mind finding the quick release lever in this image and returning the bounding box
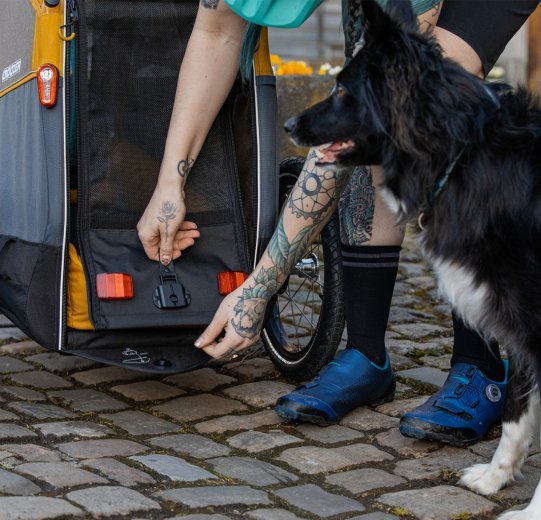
[153,261,191,309]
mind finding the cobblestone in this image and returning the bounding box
[227,430,302,453]
[71,366,143,385]
[0,424,37,441]
[24,352,96,372]
[246,509,302,520]
[149,433,231,459]
[222,381,295,408]
[101,410,181,435]
[208,456,298,486]
[15,461,108,488]
[66,485,161,516]
[274,484,365,517]
[195,410,283,434]
[0,444,62,462]
[8,402,78,420]
[0,497,83,519]
[0,340,45,356]
[156,485,272,507]
[164,367,237,391]
[325,468,406,494]
[48,388,129,412]
[0,468,41,495]
[153,394,247,421]
[223,357,280,381]
[55,439,148,459]
[0,386,46,401]
[111,380,186,401]
[8,371,72,389]
[81,457,156,486]
[340,407,400,431]
[295,423,363,444]
[34,420,113,439]
[0,357,33,373]
[130,454,217,482]
[397,366,448,389]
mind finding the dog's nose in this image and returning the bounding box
[284,117,297,135]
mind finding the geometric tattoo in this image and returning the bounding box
[338,166,375,245]
[157,200,177,242]
[177,157,195,179]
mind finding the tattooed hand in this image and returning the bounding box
[137,182,200,265]
[195,266,283,358]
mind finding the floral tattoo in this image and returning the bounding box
[157,201,177,242]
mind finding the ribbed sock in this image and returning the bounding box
[342,244,400,366]
[451,313,505,382]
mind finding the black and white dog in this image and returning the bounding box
[285,1,541,518]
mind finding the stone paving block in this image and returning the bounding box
[0,340,46,356]
[101,410,181,436]
[0,386,46,401]
[222,381,295,408]
[0,328,27,342]
[390,323,448,340]
[149,433,231,459]
[349,514,399,520]
[227,430,302,453]
[386,351,415,370]
[166,516,231,520]
[34,421,114,439]
[496,465,541,501]
[15,461,108,488]
[0,468,41,495]
[378,485,496,519]
[111,380,185,401]
[0,497,83,519]
[277,444,393,475]
[419,354,453,370]
[295,424,363,444]
[467,438,504,459]
[397,366,448,389]
[195,410,284,434]
[375,428,440,457]
[71,366,144,385]
[8,402,78,420]
[48,388,129,412]
[247,509,302,520]
[8,371,73,389]
[0,444,62,462]
[56,439,148,459]
[326,468,406,494]
[0,356,33,373]
[66,485,161,516]
[164,367,237,392]
[157,485,272,507]
[208,456,298,486]
[0,315,13,326]
[131,454,217,482]
[25,352,96,372]
[393,448,485,480]
[81,457,156,486]
[0,409,18,420]
[387,340,445,356]
[274,484,365,517]
[374,396,428,418]
[0,424,37,441]
[222,357,281,382]
[153,394,247,422]
[340,408,400,432]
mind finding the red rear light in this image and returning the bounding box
[96,273,134,300]
[218,271,249,295]
[37,64,58,108]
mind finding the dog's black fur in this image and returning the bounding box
[286,0,541,514]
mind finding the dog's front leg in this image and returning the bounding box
[460,360,539,496]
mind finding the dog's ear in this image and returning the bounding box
[361,0,417,43]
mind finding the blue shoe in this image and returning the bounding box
[275,349,396,424]
[399,361,508,446]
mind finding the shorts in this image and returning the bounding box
[437,0,540,75]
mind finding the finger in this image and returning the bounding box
[194,316,228,349]
[138,232,160,261]
[180,220,198,230]
[159,230,176,266]
[175,237,196,252]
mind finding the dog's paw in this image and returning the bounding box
[460,463,512,495]
[498,507,539,520]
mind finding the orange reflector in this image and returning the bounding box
[96,273,134,300]
[37,64,58,108]
[218,271,249,295]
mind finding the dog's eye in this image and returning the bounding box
[337,85,346,97]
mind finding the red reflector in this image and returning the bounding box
[96,273,134,300]
[37,64,58,108]
[218,271,249,295]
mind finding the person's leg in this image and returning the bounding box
[399,0,539,444]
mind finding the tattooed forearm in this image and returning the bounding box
[339,166,375,245]
[157,201,177,242]
[231,267,282,338]
[200,0,219,8]
[419,1,442,31]
[177,158,195,179]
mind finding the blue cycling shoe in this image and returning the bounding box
[275,349,396,425]
[399,361,508,446]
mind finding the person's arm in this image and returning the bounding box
[138,1,247,265]
[195,151,351,358]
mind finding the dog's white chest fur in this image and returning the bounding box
[429,255,490,331]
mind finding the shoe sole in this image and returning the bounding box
[275,389,396,426]
[399,419,480,447]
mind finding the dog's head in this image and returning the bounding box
[284,0,459,169]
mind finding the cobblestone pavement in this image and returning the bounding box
[0,235,539,520]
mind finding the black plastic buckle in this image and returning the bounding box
[153,261,191,309]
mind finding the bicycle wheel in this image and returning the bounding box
[262,157,345,381]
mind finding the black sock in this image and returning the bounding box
[342,244,400,366]
[451,313,505,382]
